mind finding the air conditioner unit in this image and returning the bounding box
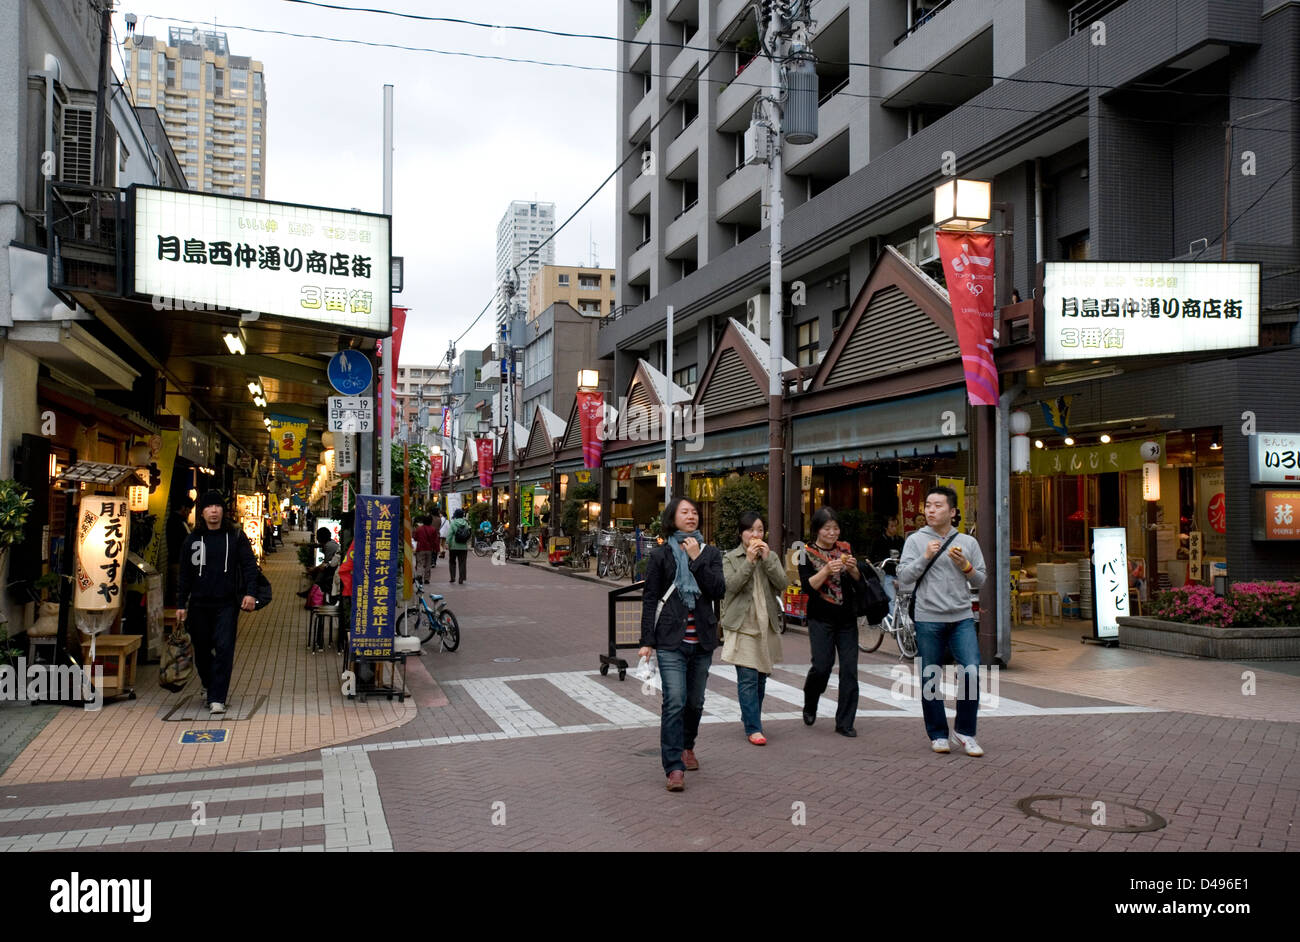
[60,104,96,187]
[917,225,939,265]
[895,239,918,265]
[744,293,770,340]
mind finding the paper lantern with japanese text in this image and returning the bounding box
[75,498,131,612]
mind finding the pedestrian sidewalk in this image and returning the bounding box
[0,539,415,786]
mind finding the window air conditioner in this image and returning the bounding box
[917,225,939,265]
[744,293,770,340]
[895,239,918,265]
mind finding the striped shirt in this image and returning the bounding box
[682,611,698,645]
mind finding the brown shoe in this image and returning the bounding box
[682,749,699,771]
[665,770,685,791]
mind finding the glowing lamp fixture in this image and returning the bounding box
[1063,436,1075,446]
[253,395,267,408]
[1142,462,1161,501]
[1099,434,1112,444]
[577,369,599,390]
[1009,410,1032,473]
[1034,440,1044,449]
[933,178,992,230]
[223,329,247,355]
[247,380,262,396]
[128,485,149,512]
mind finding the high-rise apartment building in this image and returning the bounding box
[496,201,556,327]
[122,28,267,198]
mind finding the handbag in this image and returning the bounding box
[654,583,676,625]
[308,583,325,608]
[251,570,273,611]
[159,622,195,692]
[907,531,960,621]
[852,561,890,624]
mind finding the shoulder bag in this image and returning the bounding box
[906,531,960,622]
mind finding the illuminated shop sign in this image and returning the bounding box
[132,187,391,335]
[1249,433,1300,484]
[1042,262,1258,361]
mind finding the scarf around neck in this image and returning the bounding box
[669,530,705,611]
[806,543,845,606]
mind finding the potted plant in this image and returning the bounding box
[0,479,33,582]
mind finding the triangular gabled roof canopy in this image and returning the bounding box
[521,404,565,463]
[625,359,690,417]
[810,245,960,392]
[694,318,797,419]
[558,393,619,453]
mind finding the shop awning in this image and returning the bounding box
[791,388,968,465]
[602,443,667,468]
[677,425,770,472]
[516,465,551,484]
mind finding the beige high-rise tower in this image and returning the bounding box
[122,28,267,198]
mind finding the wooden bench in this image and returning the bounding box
[79,633,142,701]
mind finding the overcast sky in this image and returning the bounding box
[116,0,618,367]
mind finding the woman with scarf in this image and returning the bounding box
[720,511,787,746]
[800,506,865,737]
[638,497,726,792]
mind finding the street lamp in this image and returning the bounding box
[933,178,992,231]
[577,369,599,390]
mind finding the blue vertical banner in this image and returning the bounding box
[352,495,400,659]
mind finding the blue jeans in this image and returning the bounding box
[914,618,980,741]
[735,666,767,736]
[656,645,712,774]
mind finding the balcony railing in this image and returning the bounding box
[1069,0,1128,34]
[893,0,957,45]
[818,75,850,107]
[673,199,699,221]
[46,183,123,296]
[599,304,635,330]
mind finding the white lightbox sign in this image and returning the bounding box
[1090,527,1130,640]
[1249,433,1300,484]
[1042,262,1258,361]
[132,187,391,334]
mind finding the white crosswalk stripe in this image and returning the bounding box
[0,752,392,852]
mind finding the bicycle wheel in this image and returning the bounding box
[613,552,631,579]
[472,537,489,558]
[436,610,460,652]
[858,616,885,653]
[395,608,433,645]
[597,550,610,578]
[525,536,541,558]
[895,617,919,659]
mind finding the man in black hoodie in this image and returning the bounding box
[176,490,259,715]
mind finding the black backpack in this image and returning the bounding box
[853,561,891,624]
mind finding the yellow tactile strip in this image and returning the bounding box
[0,536,414,785]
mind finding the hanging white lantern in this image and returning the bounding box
[75,497,130,612]
[128,484,150,512]
[1009,410,1031,473]
[1142,462,1161,501]
[321,431,335,449]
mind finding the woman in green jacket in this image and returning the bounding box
[720,511,787,745]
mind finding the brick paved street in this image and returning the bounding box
[1,553,1297,854]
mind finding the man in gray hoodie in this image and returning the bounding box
[897,485,986,757]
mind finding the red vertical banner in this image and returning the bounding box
[900,477,925,534]
[935,231,999,406]
[378,307,409,429]
[430,454,443,494]
[577,391,605,470]
[477,438,494,488]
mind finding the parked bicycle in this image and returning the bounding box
[594,528,631,579]
[395,575,460,651]
[472,524,541,559]
[857,557,918,658]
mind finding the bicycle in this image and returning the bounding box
[395,575,460,651]
[857,559,919,658]
[595,528,630,579]
[471,524,496,558]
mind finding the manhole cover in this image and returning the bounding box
[1016,794,1167,833]
[492,657,521,663]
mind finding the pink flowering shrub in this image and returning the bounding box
[1148,581,1300,628]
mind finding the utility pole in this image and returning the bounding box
[380,84,394,496]
[92,0,113,187]
[502,275,519,533]
[754,1,818,553]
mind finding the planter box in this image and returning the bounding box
[1117,616,1300,660]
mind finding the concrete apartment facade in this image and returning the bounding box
[496,200,556,328]
[123,27,267,198]
[527,264,618,321]
[395,364,450,445]
[604,0,1299,396]
[520,301,614,429]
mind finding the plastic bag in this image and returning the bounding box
[630,654,657,683]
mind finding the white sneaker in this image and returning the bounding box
[931,738,950,754]
[952,731,984,757]
[209,702,227,715]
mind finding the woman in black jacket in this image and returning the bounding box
[638,497,725,792]
[800,506,865,737]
